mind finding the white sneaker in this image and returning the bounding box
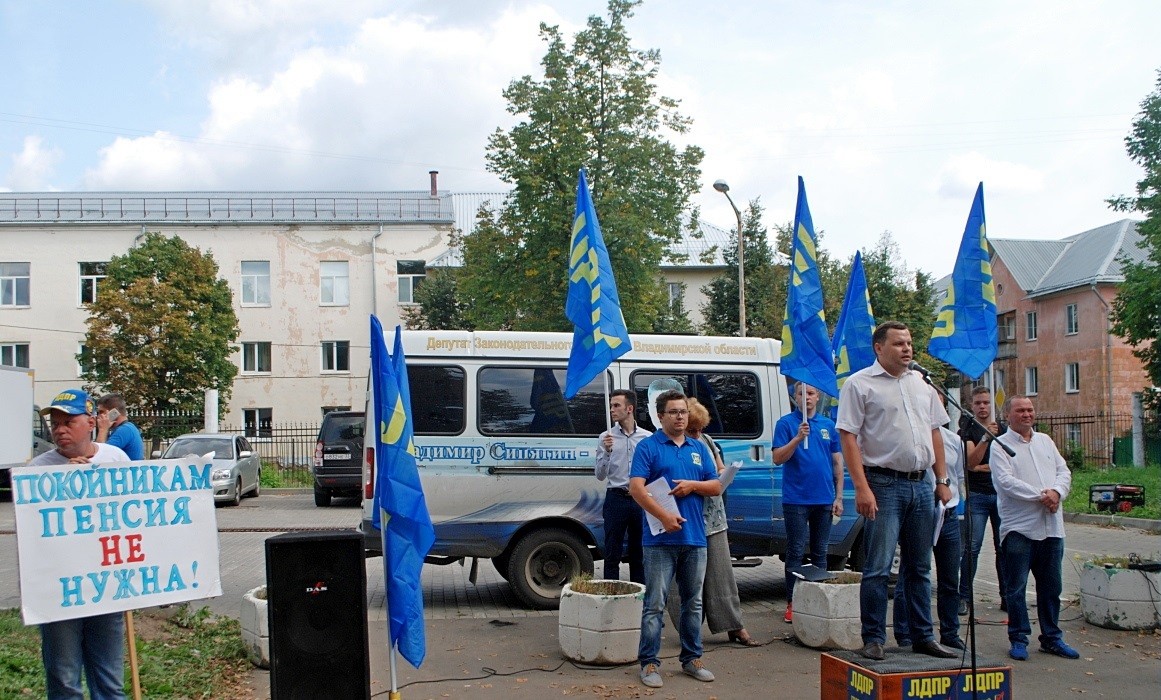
[682,659,714,682]
[639,663,663,688]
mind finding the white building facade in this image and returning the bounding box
[1,187,737,429]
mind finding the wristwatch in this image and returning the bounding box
[935,477,952,487]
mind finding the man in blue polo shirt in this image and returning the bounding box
[629,389,722,689]
[773,382,843,624]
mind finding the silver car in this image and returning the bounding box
[159,433,261,506]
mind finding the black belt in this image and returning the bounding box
[865,465,927,482]
[607,486,631,495]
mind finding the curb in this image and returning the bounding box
[1064,511,1161,533]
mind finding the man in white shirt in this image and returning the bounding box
[991,395,1078,662]
[28,389,131,699]
[837,321,956,661]
[595,389,651,583]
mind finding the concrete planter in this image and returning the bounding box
[558,580,645,665]
[240,585,270,668]
[792,573,862,650]
[1079,562,1161,631]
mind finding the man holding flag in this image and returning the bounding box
[370,316,436,689]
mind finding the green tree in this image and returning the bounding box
[701,201,786,337]
[1110,69,1161,416]
[81,232,239,439]
[860,231,940,375]
[403,266,472,331]
[458,0,703,332]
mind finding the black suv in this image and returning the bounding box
[312,411,365,506]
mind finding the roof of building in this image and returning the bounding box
[437,191,763,270]
[0,191,455,225]
[990,219,1146,298]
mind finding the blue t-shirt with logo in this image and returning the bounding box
[108,421,145,461]
[630,430,717,547]
[774,410,841,506]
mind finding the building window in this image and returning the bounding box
[242,342,272,373]
[79,262,108,305]
[320,261,349,306]
[1000,314,1016,341]
[1025,366,1038,395]
[1025,311,1037,341]
[1066,423,1082,447]
[397,260,426,305]
[241,261,271,306]
[1,342,29,368]
[667,282,682,308]
[1065,303,1078,335]
[243,408,273,439]
[321,340,350,372]
[1065,362,1080,393]
[1,262,31,307]
[77,343,92,377]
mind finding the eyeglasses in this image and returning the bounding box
[664,409,689,417]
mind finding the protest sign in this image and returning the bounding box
[11,458,222,625]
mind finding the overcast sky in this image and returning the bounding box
[2,0,1159,277]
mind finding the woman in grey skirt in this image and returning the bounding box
[666,398,760,646]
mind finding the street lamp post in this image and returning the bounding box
[713,179,745,337]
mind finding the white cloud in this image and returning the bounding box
[83,6,564,191]
[934,153,1045,199]
[3,136,63,191]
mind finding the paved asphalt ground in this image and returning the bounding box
[2,492,1159,699]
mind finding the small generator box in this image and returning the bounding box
[1089,483,1146,513]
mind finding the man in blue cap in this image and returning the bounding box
[28,389,130,699]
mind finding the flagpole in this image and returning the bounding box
[603,372,612,434]
[988,364,997,423]
[381,506,401,699]
[801,382,809,450]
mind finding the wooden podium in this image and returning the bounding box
[821,649,1012,699]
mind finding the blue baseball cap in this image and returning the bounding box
[40,389,96,416]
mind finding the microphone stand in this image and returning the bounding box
[916,371,1014,700]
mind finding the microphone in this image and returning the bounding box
[907,360,932,378]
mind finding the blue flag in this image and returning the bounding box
[832,250,877,393]
[928,183,997,380]
[370,316,436,668]
[564,168,631,398]
[781,177,839,397]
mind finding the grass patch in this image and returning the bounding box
[569,573,640,595]
[1063,464,1160,520]
[260,462,313,489]
[0,606,252,699]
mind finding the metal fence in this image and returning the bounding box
[1034,411,1159,467]
[139,412,322,484]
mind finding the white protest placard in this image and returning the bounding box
[11,458,222,625]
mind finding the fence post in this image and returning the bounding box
[1132,392,1145,468]
[204,389,219,434]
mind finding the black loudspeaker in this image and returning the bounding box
[266,530,369,700]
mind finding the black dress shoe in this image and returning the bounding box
[861,642,885,660]
[942,637,967,651]
[913,640,957,658]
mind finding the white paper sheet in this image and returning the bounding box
[719,461,742,490]
[643,477,680,536]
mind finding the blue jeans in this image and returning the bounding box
[639,545,707,667]
[959,491,1007,602]
[783,503,833,602]
[860,472,936,646]
[40,613,126,700]
[1002,532,1065,646]
[894,512,961,645]
[602,489,644,583]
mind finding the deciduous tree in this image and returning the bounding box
[457,0,703,332]
[1110,69,1161,416]
[81,233,239,439]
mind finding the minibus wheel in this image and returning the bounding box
[507,528,594,609]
